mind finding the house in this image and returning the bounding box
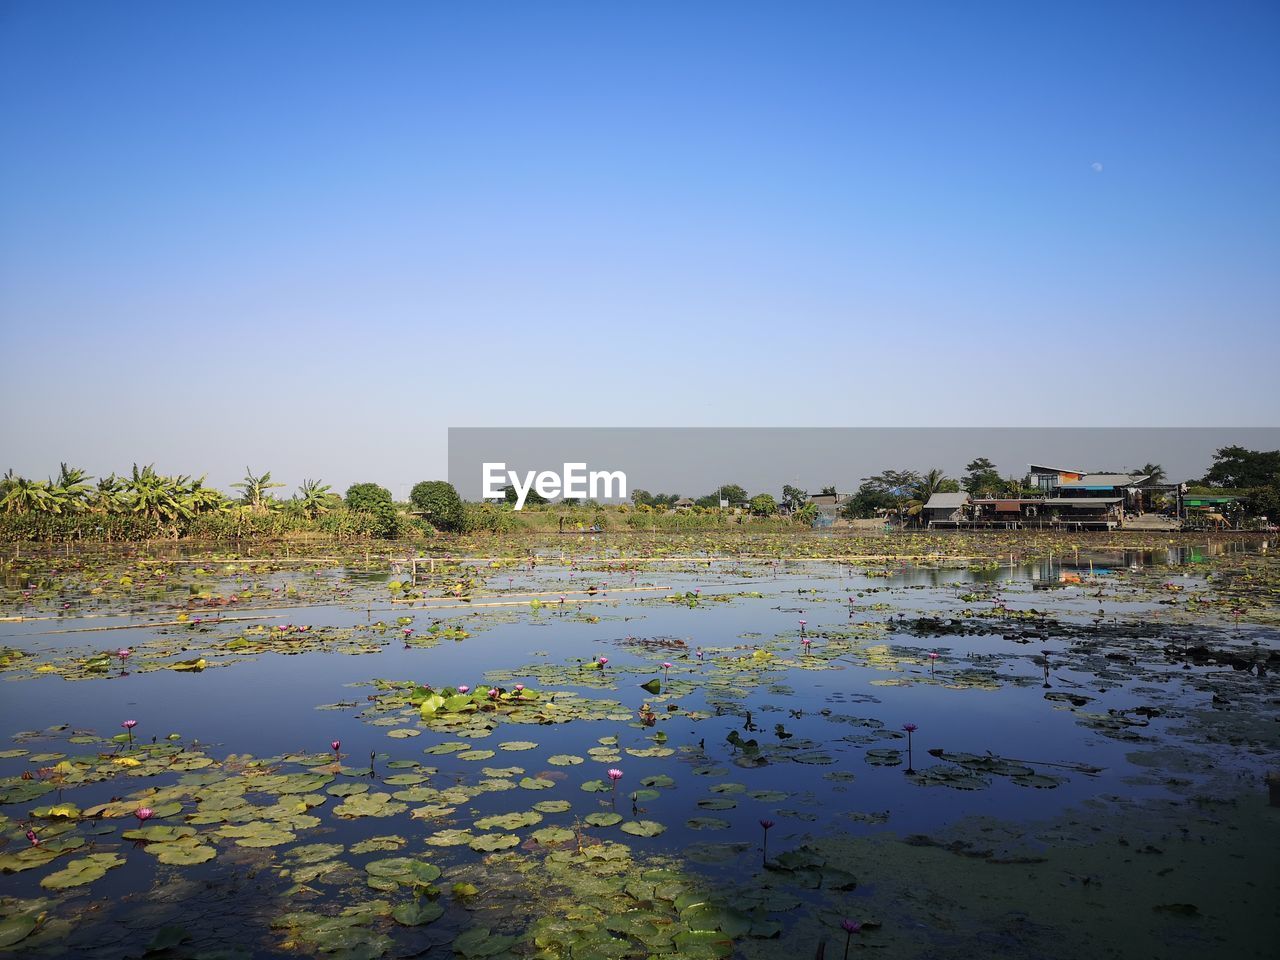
[1038,496,1124,529]
[806,493,850,524]
[970,498,1044,527]
[1056,473,1152,512]
[921,492,970,527]
[1028,464,1085,492]
[672,498,695,511]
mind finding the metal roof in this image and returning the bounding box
[1028,464,1083,474]
[923,492,970,509]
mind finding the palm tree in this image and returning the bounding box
[1131,463,1166,484]
[903,469,951,524]
[232,468,284,513]
[295,479,334,519]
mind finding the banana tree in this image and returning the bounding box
[51,464,93,513]
[232,468,284,513]
[295,479,335,519]
[1,471,57,515]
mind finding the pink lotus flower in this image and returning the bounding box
[841,918,863,959]
[135,807,153,822]
[331,740,341,753]
[403,628,413,636]
[799,619,807,627]
[607,769,623,791]
[121,719,137,745]
[457,685,470,694]
[760,819,775,862]
[928,651,940,660]
[513,683,525,693]
[26,829,39,846]
[662,661,672,669]
[902,723,918,773]
[117,648,131,659]
[598,656,608,666]
[488,688,499,699]
[902,722,918,733]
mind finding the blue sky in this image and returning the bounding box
[2,1,1277,494]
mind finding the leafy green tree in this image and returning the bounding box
[818,485,838,497]
[410,480,465,532]
[840,480,899,519]
[749,493,777,516]
[962,458,1003,497]
[345,482,399,538]
[1203,446,1280,488]
[781,485,808,512]
[503,485,548,506]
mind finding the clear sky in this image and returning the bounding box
[2,0,1277,495]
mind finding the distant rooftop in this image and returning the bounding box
[1028,464,1084,475]
[923,492,970,509]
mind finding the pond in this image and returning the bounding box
[1,536,1277,959]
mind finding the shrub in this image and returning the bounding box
[409,481,465,533]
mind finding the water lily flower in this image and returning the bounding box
[457,685,470,694]
[135,807,153,822]
[841,918,863,959]
[26,829,39,846]
[121,719,138,745]
[607,768,623,791]
[331,740,341,753]
[928,651,940,660]
[799,619,807,628]
[760,819,775,861]
[488,687,499,699]
[402,628,413,636]
[117,648,131,659]
[513,683,525,695]
[902,723,918,773]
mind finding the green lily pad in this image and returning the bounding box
[392,900,444,926]
[468,833,521,852]
[620,820,666,837]
[40,853,124,889]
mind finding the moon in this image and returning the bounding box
[1091,161,1104,173]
